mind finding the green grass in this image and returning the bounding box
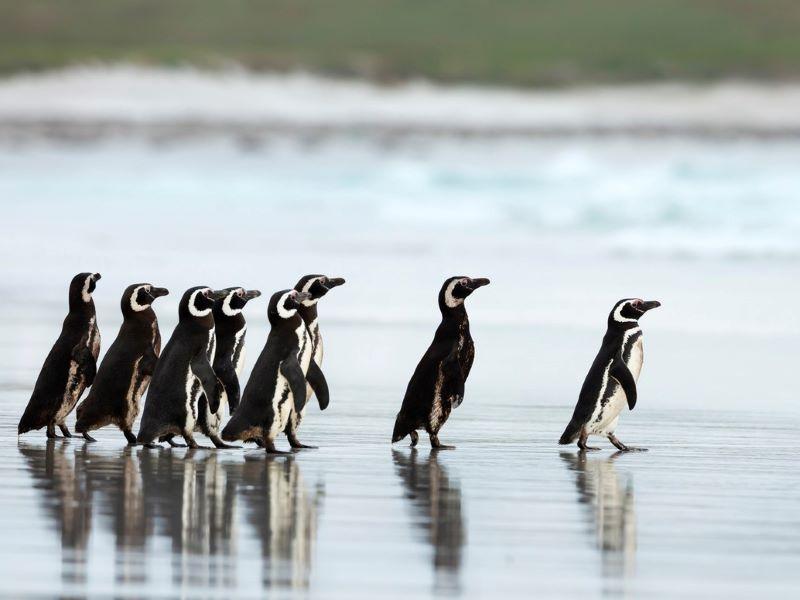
[2,0,800,85]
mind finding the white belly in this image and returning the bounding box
[268,371,292,439]
[588,334,644,436]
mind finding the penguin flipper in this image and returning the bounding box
[191,352,223,413]
[442,349,465,408]
[280,355,307,413]
[72,344,97,386]
[140,347,159,377]
[610,356,638,410]
[215,363,241,412]
[306,359,330,410]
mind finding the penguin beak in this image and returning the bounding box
[640,300,661,312]
[468,277,491,290]
[209,289,228,301]
[92,273,102,281]
[243,289,261,301]
[151,287,169,299]
[326,277,346,288]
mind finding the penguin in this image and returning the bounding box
[137,286,227,449]
[282,274,345,448]
[195,286,261,448]
[75,283,169,444]
[221,289,330,454]
[391,276,490,449]
[18,272,102,439]
[559,298,661,452]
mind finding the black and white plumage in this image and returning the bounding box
[137,286,227,449]
[282,274,344,448]
[392,276,490,449]
[75,283,168,444]
[559,298,661,452]
[221,289,329,454]
[196,286,261,449]
[18,272,102,439]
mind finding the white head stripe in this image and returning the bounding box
[613,302,638,323]
[188,288,212,317]
[444,279,464,308]
[81,274,95,303]
[222,289,243,316]
[277,291,297,319]
[130,285,149,312]
[300,277,321,306]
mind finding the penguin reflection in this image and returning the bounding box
[392,449,464,594]
[18,441,92,588]
[561,452,637,580]
[238,455,324,589]
[137,450,238,590]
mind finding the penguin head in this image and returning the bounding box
[608,298,661,328]
[180,286,228,320]
[267,289,312,324]
[294,274,346,306]
[438,276,491,311]
[122,283,169,316]
[216,287,262,317]
[70,272,101,306]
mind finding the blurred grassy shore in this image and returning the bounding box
[2,0,800,86]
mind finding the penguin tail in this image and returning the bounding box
[18,402,45,435]
[559,420,581,445]
[391,413,410,444]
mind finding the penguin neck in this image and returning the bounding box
[604,321,640,343]
[123,306,156,326]
[213,310,245,334]
[297,303,318,326]
[437,304,469,336]
[183,313,214,330]
[69,296,95,317]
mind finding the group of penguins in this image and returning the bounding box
[17,272,661,453]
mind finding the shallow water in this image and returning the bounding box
[1,392,799,599]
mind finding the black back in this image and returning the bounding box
[76,284,164,431]
[19,272,100,433]
[222,290,303,440]
[138,287,215,441]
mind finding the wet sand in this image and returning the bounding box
[1,392,798,599]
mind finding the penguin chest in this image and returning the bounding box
[232,326,247,377]
[124,357,149,427]
[185,328,215,430]
[589,331,644,435]
[56,317,100,422]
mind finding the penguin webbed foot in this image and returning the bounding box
[608,433,648,452]
[210,436,240,450]
[82,432,97,442]
[264,440,291,455]
[142,442,162,449]
[46,424,59,439]
[123,430,138,445]
[58,424,73,438]
[430,434,455,450]
[287,432,317,449]
[409,431,419,447]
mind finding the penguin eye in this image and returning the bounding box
[631,299,642,309]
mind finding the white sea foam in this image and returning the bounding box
[1,65,800,135]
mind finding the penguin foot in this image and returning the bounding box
[410,431,419,447]
[58,425,73,438]
[264,441,291,455]
[430,435,455,450]
[287,433,317,449]
[578,429,600,452]
[608,434,648,452]
[211,437,239,449]
[291,444,318,450]
[142,442,161,449]
[123,430,138,445]
[181,433,201,449]
[82,432,97,442]
[46,424,59,439]
[166,438,186,448]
